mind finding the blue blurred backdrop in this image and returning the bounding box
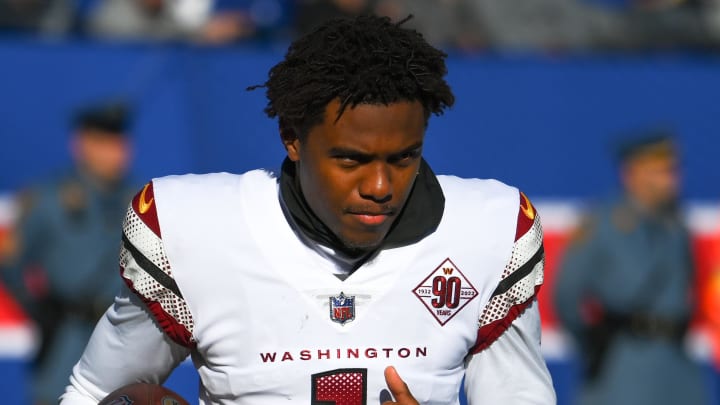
[1,40,719,404]
[1,42,719,200]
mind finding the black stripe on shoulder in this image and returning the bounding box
[121,232,183,299]
[491,245,544,298]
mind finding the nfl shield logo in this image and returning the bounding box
[329,292,355,325]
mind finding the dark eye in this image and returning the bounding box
[393,149,421,166]
[335,154,366,168]
[338,156,358,166]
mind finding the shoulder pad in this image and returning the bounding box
[471,190,544,353]
[120,181,195,347]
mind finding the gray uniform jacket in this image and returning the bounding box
[2,168,134,403]
[554,197,706,405]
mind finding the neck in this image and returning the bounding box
[627,193,677,217]
[76,166,123,193]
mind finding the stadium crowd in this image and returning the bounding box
[1,0,720,50]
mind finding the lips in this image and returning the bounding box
[353,213,390,226]
[347,209,395,227]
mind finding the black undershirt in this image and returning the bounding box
[278,157,445,261]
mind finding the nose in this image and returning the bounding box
[359,162,392,203]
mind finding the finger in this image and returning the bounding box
[384,366,418,404]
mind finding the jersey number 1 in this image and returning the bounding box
[311,368,367,405]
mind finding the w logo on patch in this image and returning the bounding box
[329,292,355,325]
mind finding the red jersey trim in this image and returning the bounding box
[131,182,162,238]
[469,285,541,354]
[121,269,196,349]
[515,191,536,242]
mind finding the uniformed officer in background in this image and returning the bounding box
[0,102,135,405]
[553,132,707,405]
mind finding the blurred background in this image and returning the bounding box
[0,0,719,404]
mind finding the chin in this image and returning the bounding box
[339,236,384,254]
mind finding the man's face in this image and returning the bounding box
[284,99,426,252]
[73,130,132,184]
[622,153,679,211]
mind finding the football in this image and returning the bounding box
[98,382,190,405]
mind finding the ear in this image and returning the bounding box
[281,127,301,162]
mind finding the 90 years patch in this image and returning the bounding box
[413,258,478,325]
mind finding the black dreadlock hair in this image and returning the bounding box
[248,14,455,139]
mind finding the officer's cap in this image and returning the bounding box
[73,102,131,135]
[616,130,676,163]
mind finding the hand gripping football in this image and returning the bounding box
[98,382,190,405]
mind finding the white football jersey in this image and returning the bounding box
[61,169,553,405]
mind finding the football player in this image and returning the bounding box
[60,15,555,405]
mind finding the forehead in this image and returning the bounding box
[307,99,426,148]
[625,154,677,173]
